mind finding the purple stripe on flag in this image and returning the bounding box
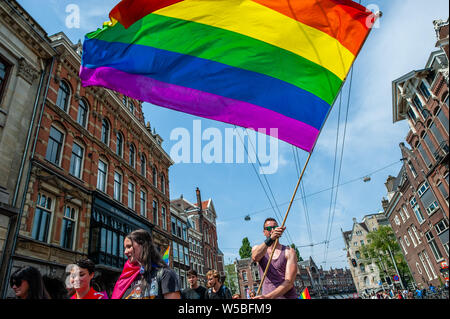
[80,66,319,152]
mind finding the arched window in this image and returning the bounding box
[56,81,71,111]
[160,174,165,194]
[116,132,123,157]
[45,125,65,166]
[140,153,146,176]
[153,200,158,225]
[77,99,88,127]
[101,119,110,145]
[152,165,157,187]
[129,101,134,115]
[129,143,136,168]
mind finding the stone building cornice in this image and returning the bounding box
[0,0,55,60]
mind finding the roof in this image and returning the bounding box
[194,199,211,210]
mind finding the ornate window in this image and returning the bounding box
[32,193,54,243]
[69,142,83,179]
[46,126,64,166]
[101,119,110,145]
[77,99,88,127]
[56,81,71,111]
[61,205,77,250]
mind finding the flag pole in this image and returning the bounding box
[255,11,382,297]
[256,151,312,296]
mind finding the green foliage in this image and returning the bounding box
[224,264,239,294]
[362,226,413,286]
[239,237,252,259]
[290,244,302,261]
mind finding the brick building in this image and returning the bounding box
[169,200,190,289]
[235,257,261,297]
[321,267,356,295]
[0,17,174,296]
[383,18,449,289]
[170,188,224,285]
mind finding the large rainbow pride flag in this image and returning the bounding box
[80,0,376,152]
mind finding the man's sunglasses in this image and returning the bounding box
[264,226,277,231]
[10,279,22,287]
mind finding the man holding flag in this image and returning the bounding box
[251,218,298,299]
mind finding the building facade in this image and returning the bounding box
[235,257,261,298]
[170,188,224,286]
[0,0,55,296]
[342,213,390,295]
[169,201,190,290]
[384,18,449,289]
[0,9,174,296]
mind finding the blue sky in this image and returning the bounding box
[18,0,449,269]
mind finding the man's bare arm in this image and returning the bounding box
[253,247,298,299]
[251,226,285,262]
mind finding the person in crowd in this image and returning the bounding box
[68,259,107,299]
[181,269,207,299]
[429,283,436,294]
[112,229,181,299]
[204,269,232,299]
[9,266,51,299]
[248,290,256,298]
[232,293,241,299]
[415,287,423,299]
[42,275,69,299]
[251,218,298,299]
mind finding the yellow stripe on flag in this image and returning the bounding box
[155,0,355,80]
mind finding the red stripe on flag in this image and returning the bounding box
[109,0,184,29]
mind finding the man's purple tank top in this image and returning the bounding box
[258,245,297,299]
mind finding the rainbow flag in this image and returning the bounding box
[162,244,170,266]
[299,287,311,299]
[80,0,376,152]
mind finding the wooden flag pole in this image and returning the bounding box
[256,151,312,296]
[255,11,381,297]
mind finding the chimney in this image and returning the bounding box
[196,187,202,212]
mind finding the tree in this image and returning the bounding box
[239,237,252,259]
[224,263,239,294]
[290,244,303,261]
[360,225,413,288]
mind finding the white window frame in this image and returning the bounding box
[97,160,108,193]
[60,204,78,250]
[140,189,146,217]
[419,252,432,280]
[423,250,438,279]
[408,228,417,247]
[128,181,135,210]
[404,235,410,247]
[46,126,65,166]
[114,171,122,202]
[69,142,84,179]
[402,205,410,219]
[32,192,55,244]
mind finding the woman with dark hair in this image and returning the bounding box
[9,266,51,299]
[111,229,181,299]
[67,259,107,299]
